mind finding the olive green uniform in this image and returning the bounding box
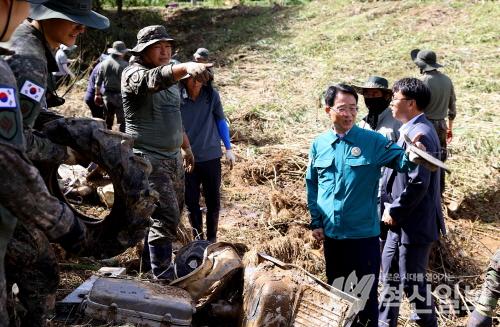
[420,70,456,193]
[122,59,184,277]
[95,54,128,131]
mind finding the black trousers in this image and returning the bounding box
[102,92,125,132]
[324,236,380,327]
[185,158,221,242]
[379,232,437,327]
[84,97,104,119]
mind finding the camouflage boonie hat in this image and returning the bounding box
[411,49,443,72]
[29,0,110,30]
[130,25,175,55]
[352,76,391,95]
[107,41,129,55]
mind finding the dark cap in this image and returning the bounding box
[107,41,129,55]
[130,25,174,55]
[352,76,391,95]
[193,48,209,62]
[411,49,443,72]
[29,0,110,30]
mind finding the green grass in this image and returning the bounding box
[212,0,499,220]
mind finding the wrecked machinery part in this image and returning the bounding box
[209,300,242,320]
[38,117,158,259]
[174,240,212,279]
[83,277,194,326]
[171,242,243,309]
[241,253,362,327]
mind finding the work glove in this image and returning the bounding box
[182,147,195,173]
[185,62,213,84]
[225,149,236,170]
[64,147,80,165]
[54,217,88,256]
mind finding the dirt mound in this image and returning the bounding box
[239,149,307,187]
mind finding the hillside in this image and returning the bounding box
[55,0,499,325]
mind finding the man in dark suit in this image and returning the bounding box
[378,78,446,327]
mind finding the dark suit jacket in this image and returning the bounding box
[380,114,446,244]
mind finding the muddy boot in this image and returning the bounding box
[140,233,151,274]
[467,310,492,327]
[149,241,175,281]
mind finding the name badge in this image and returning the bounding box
[351,147,361,156]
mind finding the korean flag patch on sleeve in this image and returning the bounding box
[20,80,45,103]
[0,87,16,108]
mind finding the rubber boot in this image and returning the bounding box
[149,241,175,281]
[467,310,492,327]
[140,232,151,273]
[206,210,219,243]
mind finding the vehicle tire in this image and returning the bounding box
[38,117,158,259]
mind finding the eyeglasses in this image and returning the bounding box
[332,106,358,114]
[391,96,413,102]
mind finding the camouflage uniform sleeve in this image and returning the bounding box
[0,58,26,151]
[7,53,48,128]
[24,127,68,164]
[0,143,82,240]
[122,63,177,96]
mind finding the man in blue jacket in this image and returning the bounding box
[181,48,235,243]
[306,84,423,327]
[378,78,446,327]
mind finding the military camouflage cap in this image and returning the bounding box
[193,48,209,62]
[130,25,175,55]
[352,76,391,95]
[411,49,443,72]
[29,0,110,30]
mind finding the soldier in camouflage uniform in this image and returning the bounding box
[467,249,500,327]
[0,0,80,325]
[1,0,109,325]
[122,25,212,280]
[5,0,108,165]
[95,40,129,132]
[0,0,47,325]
